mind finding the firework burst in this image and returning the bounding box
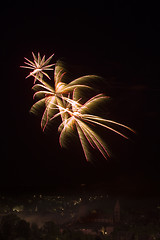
[22,54,101,131]
[22,52,135,162]
[49,89,135,161]
[20,52,55,83]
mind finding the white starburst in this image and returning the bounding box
[20,52,55,83]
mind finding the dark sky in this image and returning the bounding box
[2,1,160,196]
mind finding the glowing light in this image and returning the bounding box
[22,52,135,162]
[50,91,135,161]
[20,52,55,83]
[29,57,95,131]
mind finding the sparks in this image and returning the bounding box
[29,59,97,131]
[21,52,135,162]
[49,91,135,161]
[20,52,55,83]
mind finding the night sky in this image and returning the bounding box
[3,1,160,196]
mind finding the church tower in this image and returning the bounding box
[114,200,120,223]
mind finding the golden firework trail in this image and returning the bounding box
[22,52,135,162]
[22,53,100,131]
[49,90,135,161]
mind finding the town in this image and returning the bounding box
[0,193,160,240]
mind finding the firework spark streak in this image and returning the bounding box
[20,52,55,83]
[27,58,97,131]
[50,91,135,161]
[22,52,135,161]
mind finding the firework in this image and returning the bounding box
[22,54,101,131]
[22,52,135,162]
[49,89,135,161]
[20,52,55,83]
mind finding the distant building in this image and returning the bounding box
[70,199,120,236]
[114,200,120,223]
